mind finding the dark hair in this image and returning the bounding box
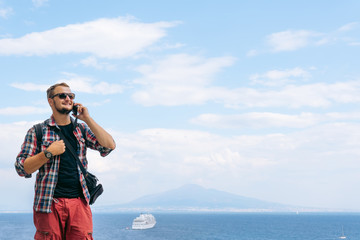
[47,82,70,99]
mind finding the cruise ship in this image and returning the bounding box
[132,213,156,230]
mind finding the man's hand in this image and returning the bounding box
[73,103,90,122]
[24,140,66,174]
[47,140,66,156]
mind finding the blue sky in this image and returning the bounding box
[1,0,360,211]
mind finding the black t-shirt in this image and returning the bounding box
[53,123,83,198]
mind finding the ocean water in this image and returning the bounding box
[1,212,360,240]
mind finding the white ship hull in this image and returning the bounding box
[132,222,156,230]
[132,214,156,230]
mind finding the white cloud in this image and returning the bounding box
[259,22,360,53]
[0,121,40,167]
[149,42,186,52]
[132,54,236,106]
[0,122,40,210]
[11,73,124,95]
[191,112,360,129]
[58,73,124,95]
[338,22,359,32]
[32,0,48,8]
[246,49,259,57]
[4,119,360,209]
[0,7,13,19]
[221,80,360,108]
[90,99,111,107]
[250,67,311,86]
[131,53,360,108]
[102,128,279,178]
[191,112,319,129]
[0,168,34,211]
[349,41,360,46]
[266,30,322,52]
[0,17,178,58]
[86,123,360,208]
[10,82,49,92]
[0,33,12,38]
[80,56,116,70]
[0,106,50,116]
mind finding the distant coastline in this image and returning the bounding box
[91,207,360,214]
[2,208,360,214]
[3,184,358,214]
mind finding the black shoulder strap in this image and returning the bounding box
[34,123,43,153]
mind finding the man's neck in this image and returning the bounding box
[53,112,71,126]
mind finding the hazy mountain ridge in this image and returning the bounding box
[125,184,287,208]
[95,184,300,212]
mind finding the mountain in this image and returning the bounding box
[96,184,295,212]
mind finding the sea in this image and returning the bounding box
[1,212,360,240]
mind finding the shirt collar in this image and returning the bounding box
[46,115,76,129]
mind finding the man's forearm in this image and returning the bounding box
[23,152,50,174]
[84,117,116,149]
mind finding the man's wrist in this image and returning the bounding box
[43,149,53,159]
[82,116,92,124]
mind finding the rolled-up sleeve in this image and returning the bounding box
[82,124,114,157]
[15,127,37,178]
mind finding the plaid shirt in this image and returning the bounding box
[15,116,113,213]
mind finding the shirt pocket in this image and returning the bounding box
[42,140,53,149]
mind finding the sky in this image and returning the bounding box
[1,0,360,211]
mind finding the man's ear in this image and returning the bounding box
[48,98,54,107]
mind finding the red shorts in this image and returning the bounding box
[33,198,93,240]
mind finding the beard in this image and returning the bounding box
[53,100,72,115]
[56,108,72,115]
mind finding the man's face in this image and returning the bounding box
[50,86,74,115]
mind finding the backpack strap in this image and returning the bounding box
[33,122,86,153]
[34,123,43,153]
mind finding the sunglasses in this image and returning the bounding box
[51,92,75,100]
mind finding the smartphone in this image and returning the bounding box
[72,104,78,116]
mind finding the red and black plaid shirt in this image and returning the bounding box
[15,116,113,213]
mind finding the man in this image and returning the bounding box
[15,82,116,239]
